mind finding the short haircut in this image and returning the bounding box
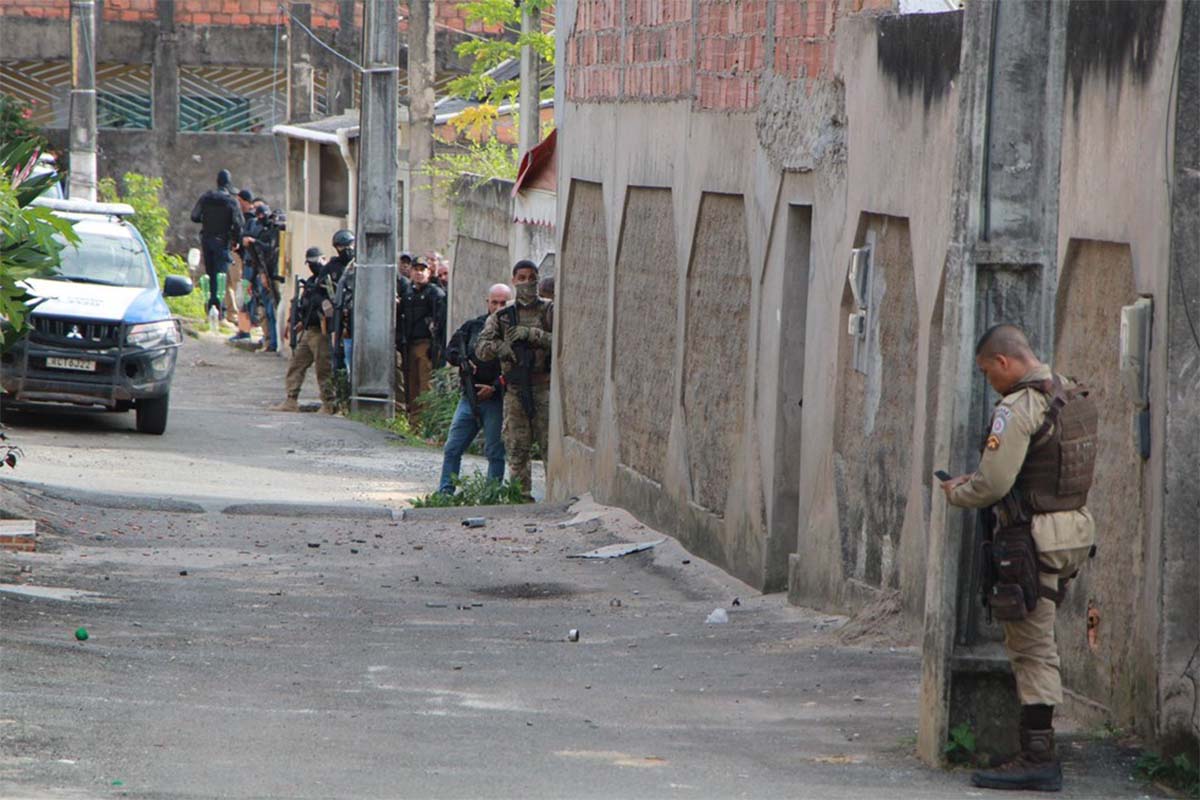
[976,323,1033,359]
[512,259,538,277]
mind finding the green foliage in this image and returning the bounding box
[0,96,47,152]
[98,173,205,320]
[423,137,520,203]
[409,471,526,508]
[449,0,556,106]
[347,408,430,449]
[1136,752,1199,797]
[945,723,978,764]
[0,139,77,350]
[414,367,466,442]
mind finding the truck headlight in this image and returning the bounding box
[126,320,181,348]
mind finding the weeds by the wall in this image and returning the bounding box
[1136,752,1199,798]
[408,472,525,508]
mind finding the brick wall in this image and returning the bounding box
[566,0,844,111]
[1,0,494,32]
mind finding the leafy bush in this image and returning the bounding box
[98,173,205,320]
[1136,752,1199,798]
[0,139,77,350]
[413,366,463,441]
[408,472,525,508]
[0,96,47,152]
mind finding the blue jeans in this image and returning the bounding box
[438,394,505,493]
[342,337,353,379]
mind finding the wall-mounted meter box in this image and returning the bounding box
[1119,296,1152,409]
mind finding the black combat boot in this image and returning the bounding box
[971,728,1063,792]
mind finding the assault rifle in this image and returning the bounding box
[331,260,355,373]
[503,306,536,422]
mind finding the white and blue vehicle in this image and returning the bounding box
[0,198,193,435]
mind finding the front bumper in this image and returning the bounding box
[0,338,179,408]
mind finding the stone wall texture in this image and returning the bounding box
[558,180,608,448]
[613,188,677,484]
[683,193,750,514]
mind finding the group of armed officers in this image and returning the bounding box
[268,232,552,501]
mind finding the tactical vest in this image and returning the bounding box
[501,299,553,376]
[1010,375,1099,514]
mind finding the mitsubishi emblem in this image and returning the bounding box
[67,325,84,340]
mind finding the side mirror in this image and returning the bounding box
[163,275,194,298]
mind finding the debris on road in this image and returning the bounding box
[179,570,188,576]
[705,608,729,625]
[567,539,665,559]
[462,517,487,528]
[567,629,580,642]
[74,627,88,641]
[307,542,320,549]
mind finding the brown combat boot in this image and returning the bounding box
[318,402,337,415]
[271,397,300,412]
[971,728,1062,792]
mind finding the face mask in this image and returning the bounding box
[515,281,538,304]
[339,247,355,262]
[307,261,321,275]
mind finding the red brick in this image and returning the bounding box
[191,12,212,24]
[231,12,251,24]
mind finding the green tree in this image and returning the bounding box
[0,96,48,153]
[0,139,77,350]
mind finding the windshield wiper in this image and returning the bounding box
[54,275,122,286]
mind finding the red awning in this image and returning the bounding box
[512,128,557,197]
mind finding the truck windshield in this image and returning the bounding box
[55,227,156,289]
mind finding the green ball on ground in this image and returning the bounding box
[74,627,88,641]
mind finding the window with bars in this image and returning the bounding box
[178,66,285,134]
[0,60,152,130]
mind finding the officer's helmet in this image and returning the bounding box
[332,229,355,261]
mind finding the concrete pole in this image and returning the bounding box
[287,2,315,124]
[406,0,436,253]
[514,0,542,260]
[68,0,97,201]
[350,0,400,415]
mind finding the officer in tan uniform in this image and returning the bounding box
[475,259,552,501]
[942,323,1097,793]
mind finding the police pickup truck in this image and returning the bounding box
[0,198,192,435]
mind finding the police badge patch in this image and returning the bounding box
[991,406,1012,436]
[986,434,1001,450]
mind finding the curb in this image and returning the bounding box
[221,502,396,520]
[2,479,207,514]
[399,501,572,523]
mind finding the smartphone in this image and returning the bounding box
[933,470,953,482]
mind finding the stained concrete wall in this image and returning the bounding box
[554,0,1195,753]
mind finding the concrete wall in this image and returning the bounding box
[554,0,1194,753]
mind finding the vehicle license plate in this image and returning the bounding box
[46,357,96,372]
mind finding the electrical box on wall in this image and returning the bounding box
[847,245,872,374]
[1119,297,1152,409]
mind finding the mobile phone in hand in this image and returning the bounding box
[933,470,953,482]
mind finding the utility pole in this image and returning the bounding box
[287,2,315,124]
[406,0,436,252]
[68,0,97,201]
[515,0,542,259]
[350,0,400,415]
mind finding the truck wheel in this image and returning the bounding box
[135,394,169,435]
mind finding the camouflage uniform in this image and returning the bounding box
[475,297,552,499]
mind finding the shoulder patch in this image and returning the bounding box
[985,434,1001,451]
[991,406,1012,436]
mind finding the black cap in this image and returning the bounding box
[256,204,271,216]
[399,252,413,263]
[237,189,253,202]
[217,169,232,187]
[304,247,323,261]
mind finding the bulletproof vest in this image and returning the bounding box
[503,299,553,375]
[1011,375,1098,514]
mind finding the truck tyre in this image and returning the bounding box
[135,394,169,435]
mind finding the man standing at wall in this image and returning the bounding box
[437,283,513,494]
[476,260,552,501]
[190,169,242,315]
[398,258,446,426]
[941,324,1097,793]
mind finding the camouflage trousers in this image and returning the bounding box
[502,381,549,500]
[285,327,332,403]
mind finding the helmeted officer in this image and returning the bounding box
[941,323,1098,793]
[190,169,243,314]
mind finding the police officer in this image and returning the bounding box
[436,283,513,494]
[941,324,1097,793]
[271,240,342,414]
[475,259,552,501]
[189,169,242,314]
[398,258,446,425]
[326,230,356,375]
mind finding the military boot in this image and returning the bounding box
[971,728,1062,792]
[319,402,336,415]
[271,397,300,412]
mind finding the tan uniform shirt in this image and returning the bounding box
[948,363,1096,553]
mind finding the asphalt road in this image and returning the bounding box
[0,330,542,509]
[0,330,1162,799]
